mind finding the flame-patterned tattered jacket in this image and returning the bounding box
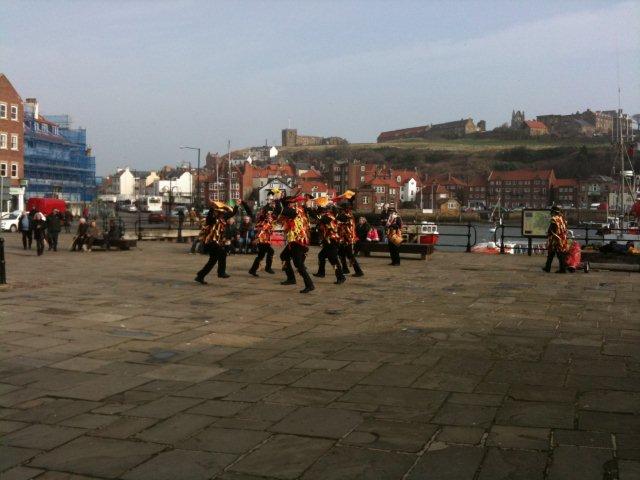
[277,201,310,247]
[314,209,341,245]
[255,207,276,244]
[547,214,569,253]
[199,206,238,246]
[336,211,358,245]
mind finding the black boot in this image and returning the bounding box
[249,258,260,277]
[265,257,275,274]
[313,265,325,278]
[334,266,346,285]
[281,263,296,285]
[194,276,207,284]
[300,270,315,293]
[352,261,364,277]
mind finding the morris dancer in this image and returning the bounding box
[242,196,276,277]
[385,207,403,266]
[336,191,364,277]
[542,205,568,273]
[275,193,315,293]
[310,197,346,284]
[195,201,238,284]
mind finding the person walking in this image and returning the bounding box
[46,209,62,251]
[275,193,315,294]
[310,197,346,284]
[195,201,238,284]
[18,210,32,250]
[543,206,569,273]
[32,211,47,256]
[242,199,276,276]
[385,207,403,266]
[336,191,364,277]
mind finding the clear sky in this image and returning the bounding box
[1,0,638,175]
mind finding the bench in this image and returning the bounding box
[363,242,434,260]
[89,237,137,251]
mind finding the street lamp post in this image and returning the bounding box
[180,146,201,211]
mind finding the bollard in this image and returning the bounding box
[0,237,6,284]
[499,226,506,254]
[528,237,532,256]
[584,226,589,247]
[465,222,471,252]
[177,221,183,243]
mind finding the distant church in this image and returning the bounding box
[511,110,525,129]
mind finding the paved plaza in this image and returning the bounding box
[1,233,639,480]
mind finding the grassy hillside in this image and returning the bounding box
[280,137,625,179]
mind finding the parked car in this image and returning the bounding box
[122,204,137,212]
[1,212,20,232]
[148,212,166,223]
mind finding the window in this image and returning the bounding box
[362,196,369,205]
[232,191,240,200]
[231,172,237,179]
[396,176,401,182]
[10,134,18,150]
[389,188,396,195]
[232,182,240,190]
[448,201,456,209]
[374,186,385,193]
[0,103,6,119]
[10,105,18,121]
[0,133,6,149]
[10,163,18,178]
[360,165,365,172]
[0,163,6,177]
[360,176,365,182]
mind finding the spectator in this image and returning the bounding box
[224,217,239,254]
[32,211,47,256]
[83,220,101,252]
[238,215,255,253]
[63,209,73,233]
[189,208,198,227]
[104,219,121,250]
[354,216,372,256]
[46,208,62,252]
[70,218,89,251]
[18,210,32,250]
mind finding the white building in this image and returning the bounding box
[398,176,419,202]
[258,178,294,206]
[153,170,193,205]
[110,167,135,198]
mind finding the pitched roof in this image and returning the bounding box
[554,178,578,187]
[524,120,547,130]
[297,180,330,192]
[299,170,322,180]
[488,169,554,181]
[377,125,430,142]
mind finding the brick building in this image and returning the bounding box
[553,178,579,207]
[0,73,25,213]
[487,169,556,209]
[523,120,549,136]
[377,118,479,143]
[466,176,488,208]
[355,177,400,213]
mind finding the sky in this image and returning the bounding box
[1,0,639,175]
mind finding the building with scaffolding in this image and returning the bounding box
[23,99,96,205]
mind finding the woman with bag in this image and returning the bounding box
[385,208,403,266]
[355,216,373,256]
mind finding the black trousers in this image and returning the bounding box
[339,243,362,274]
[389,242,401,265]
[21,231,32,249]
[545,249,566,272]
[316,242,341,276]
[48,231,59,251]
[35,235,45,256]
[250,243,274,272]
[354,240,369,257]
[197,243,227,279]
[280,243,313,288]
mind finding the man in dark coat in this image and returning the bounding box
[18,211,32,250]
[46,209,62,252]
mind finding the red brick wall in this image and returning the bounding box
[0,75,24,187]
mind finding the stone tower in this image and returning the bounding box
[282,129,297,147]
[511,110,525,129]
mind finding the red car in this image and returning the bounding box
[148,212,166,223]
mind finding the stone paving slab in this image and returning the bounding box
[0,235,639,478]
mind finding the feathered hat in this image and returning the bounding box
[210,200,233,212]
[333,190,356,208]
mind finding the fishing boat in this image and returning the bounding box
[404,221,439,245]
[601,109,639,244]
